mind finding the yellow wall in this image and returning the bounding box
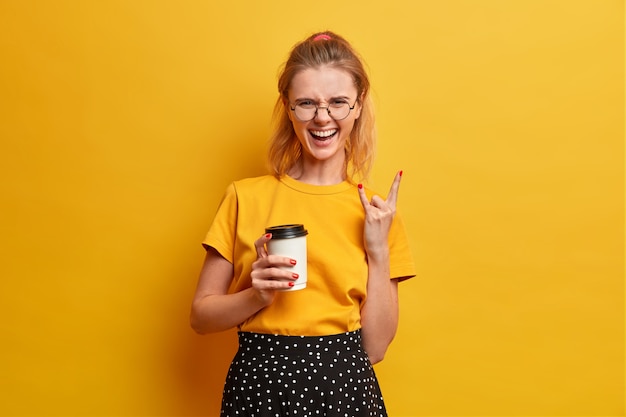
[0,1,623,416]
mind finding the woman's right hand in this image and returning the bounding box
[250,233,300,305]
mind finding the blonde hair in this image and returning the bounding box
[267,31,376,183]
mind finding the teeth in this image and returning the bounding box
[310,129,337,138]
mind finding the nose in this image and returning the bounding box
[314,106,332,123]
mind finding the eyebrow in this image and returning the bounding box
[293,95,352,103]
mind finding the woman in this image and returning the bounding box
[191,31,415,417]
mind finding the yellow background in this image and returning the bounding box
[0,0,623,416]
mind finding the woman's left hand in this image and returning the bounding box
[357,171,402,258]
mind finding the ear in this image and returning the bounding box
[354,93,364,120]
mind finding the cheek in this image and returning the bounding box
[292,123,308,142]
[291,119,306,135]
[288,116,304,138]
[341,118,358,136]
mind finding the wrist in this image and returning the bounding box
[250,287,275,308]
[365,246,390,264]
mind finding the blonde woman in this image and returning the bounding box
[191,31,415,417]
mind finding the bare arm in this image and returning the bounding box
[357,171,403,364]
[190,236,299,334]
[190,247,266,333]
[360,255,400,364]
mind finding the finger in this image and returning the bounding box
[254,233,272,258]
[357,183,370,210]
[253,254,298,271]
[386,170,403,209]
[265,255,299,268]
[369,195,388,210]
[254,278,297,291]
[251,266,300,290]
[253,265,299,281]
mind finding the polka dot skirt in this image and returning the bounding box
[220,330,387,417]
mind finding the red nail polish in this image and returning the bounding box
[399,170,403,177]
[288,282,295,287]
[292,273,299,279]
[265,233,271,239]
[358,183,363,189]
[290,259,297,265]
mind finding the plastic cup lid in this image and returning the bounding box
[265,224,308,239]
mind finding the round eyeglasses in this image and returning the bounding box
[289,99,358,122]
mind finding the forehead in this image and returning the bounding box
[288,67,357,99]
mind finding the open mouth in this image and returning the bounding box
[309,129,337,141]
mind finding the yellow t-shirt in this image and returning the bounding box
[203,175,415,336]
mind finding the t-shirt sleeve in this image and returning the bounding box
[389,210,417,281]
[202,183,238,264]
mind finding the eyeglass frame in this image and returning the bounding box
[289,98,359,122]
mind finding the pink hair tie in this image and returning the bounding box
[313,34,331,41]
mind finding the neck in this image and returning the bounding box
[288,158,346,186]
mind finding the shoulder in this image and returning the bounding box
[227,175,282,201]
[232,175,279,190]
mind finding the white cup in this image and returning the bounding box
[265,224,308,291]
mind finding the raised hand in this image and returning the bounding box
[357,171,402,259]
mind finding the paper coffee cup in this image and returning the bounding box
[265,224,308,291]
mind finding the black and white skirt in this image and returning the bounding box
[220,330,387,417]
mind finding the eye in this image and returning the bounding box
[330,99,349,108]
[296,100,315,109]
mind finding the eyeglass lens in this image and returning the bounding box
[293,102,351,121]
